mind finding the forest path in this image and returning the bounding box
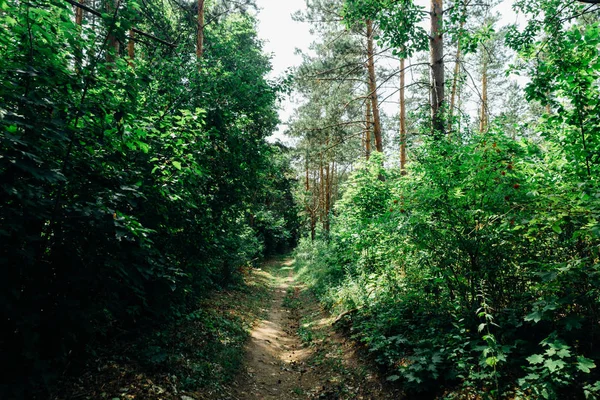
[229,258,398,400]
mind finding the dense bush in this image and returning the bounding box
[296,129,600,398]
[0,0,298,396]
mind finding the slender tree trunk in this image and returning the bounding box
[319,155,325,228]
[311,170,317,241]
[366,19,383,152]
[75,0,84,25]
[305,156,310,194]
[479,57,488,133]
[400,58,407,174]
[365,98,372,160]
[430,0,445,134]
[197,0,205,61]
[127,29,135,66]
[448,47,461,132]
[448,47,461,134]
[325,161,330,232]
[457,77,463,134]
[75,0,84,71]
[305,153,310,221]
[328,160,335,231]
[330,160,335,203]
[105,0,120,64]
[448,5,466,134]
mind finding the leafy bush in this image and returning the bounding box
[295,127,600,398]
[0,1,298,396]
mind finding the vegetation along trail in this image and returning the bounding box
[4,0,600,398]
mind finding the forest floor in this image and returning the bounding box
[53,257,399,400]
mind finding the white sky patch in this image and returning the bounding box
[254,0,312,144]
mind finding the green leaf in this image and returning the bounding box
[544,358,566,373]
[552,222,562,234]
[556,348,571,358]
[577,356,596,373]
[386,375,400,382]
[172,160,182,170]
[525,310,543,323]
[485,356,498,367]
[527,354,544,365]
[4,15,16,25]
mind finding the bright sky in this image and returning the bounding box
[254,0,312,143]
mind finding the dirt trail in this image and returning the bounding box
[232,258,315,399]
[230,258,399,400]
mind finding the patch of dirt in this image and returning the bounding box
[227,258,401,400]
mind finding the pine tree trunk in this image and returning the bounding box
[75,0,84,25]
[448,46,461,134]
[197,0,205,61]
[400,58,407,174]
[127,29,135,66]
[75,0,84,71]
[325,161,330,232]
[105,0,120,64]
[305,155,316,241]
[448,5,466,135]
[365,97,372,160]
[430,0,445,134]
[479,57,488,133]
[311,170,317,241]
[319,155,325,229]
[366,19,383,152]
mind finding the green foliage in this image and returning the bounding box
[295,126,600,397]
[292,0,600,398]
[518,334,596,399]
[341,0,428,57]
[0,0,299,396]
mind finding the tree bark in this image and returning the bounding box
[105,0,120,64]
[400,58,407,174]
[319,155,325,228]
[430,0,445,134]
[366,19,383,152]
[479,56,488,133]
[75,0,84,25]
[325,161,330,232]
[75,0,84,71]
[311,170,317,241]
[197,0,205,61]
[305,154,316,241]
[448,7,465,135]
[127,29,135,66]
[365,97,372,160]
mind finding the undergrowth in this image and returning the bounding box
[294,139,600,399]
[52,264,274,399]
